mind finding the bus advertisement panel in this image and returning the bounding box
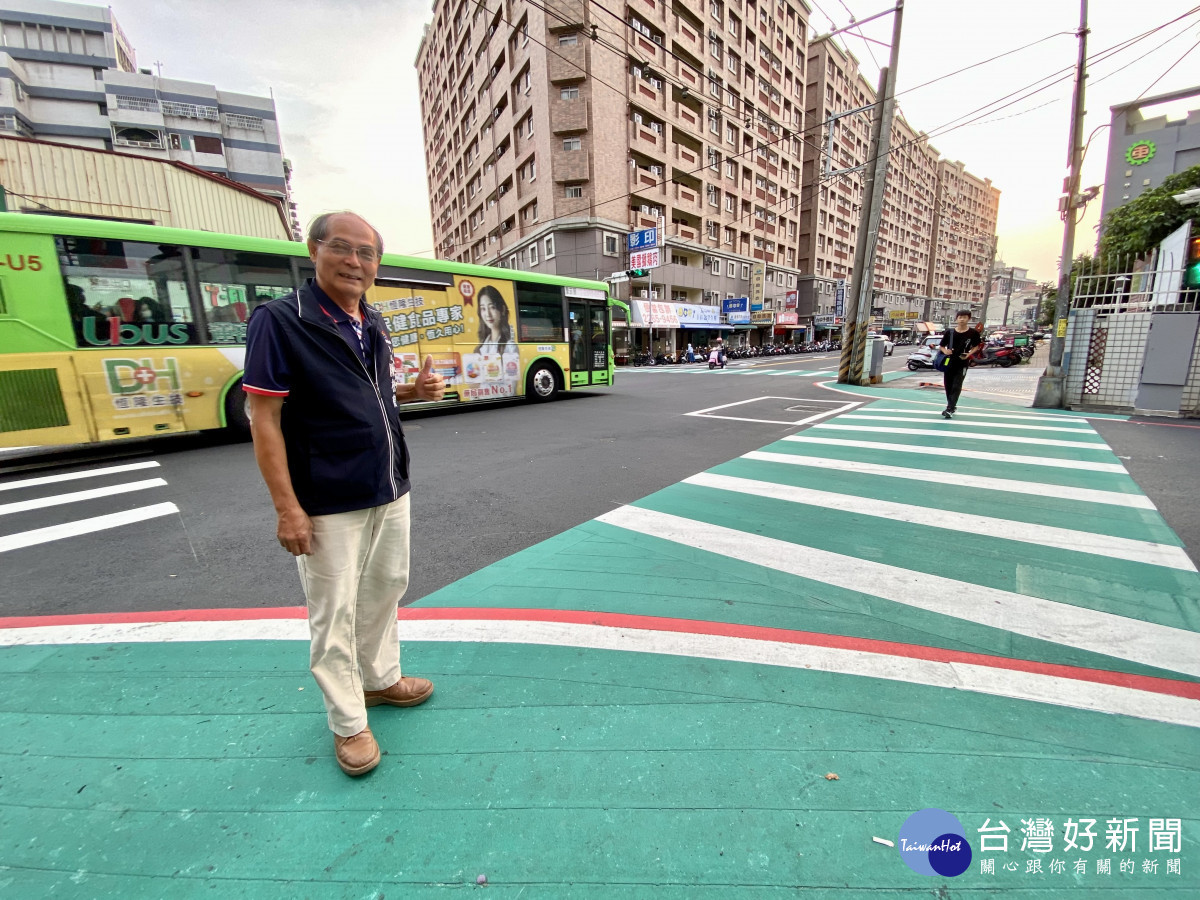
[0,214,615,449]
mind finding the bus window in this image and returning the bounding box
[515,283,564,342]
[57,236,196,348]
[190,248,297,344]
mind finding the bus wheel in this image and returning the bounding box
[225,380,252,439]
[526,362,561,402]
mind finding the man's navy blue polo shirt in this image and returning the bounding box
[243,279,410,516]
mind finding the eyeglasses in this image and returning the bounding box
[314,239,379,264]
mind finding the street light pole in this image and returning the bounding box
[1034,0,1088,408]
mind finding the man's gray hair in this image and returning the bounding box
[307,211,384,254]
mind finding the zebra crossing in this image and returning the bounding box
[0,460,177,554]
[621,363,840,377]
[418,395,1200,726]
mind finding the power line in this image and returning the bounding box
[1132,34,1200,104]
[422,1,1200,261]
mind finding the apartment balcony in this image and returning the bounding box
[671,222,698,242]
[629,121,666,152]
[673,183,701,211]
[629,74,666,110]
[673,143,700,167]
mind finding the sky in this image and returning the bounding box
[111,0,1199,282]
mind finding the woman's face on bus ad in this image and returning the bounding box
[480,293,504,333]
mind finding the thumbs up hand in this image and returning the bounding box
[414,354,446,402]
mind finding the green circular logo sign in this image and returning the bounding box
[1126,141,1156,166]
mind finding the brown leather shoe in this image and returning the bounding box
[334,727,380,776]
[363,676,434,708]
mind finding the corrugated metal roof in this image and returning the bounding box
[0,135,290,239]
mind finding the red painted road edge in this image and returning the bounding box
[3,605,1198,702]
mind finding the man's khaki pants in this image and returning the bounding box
[297,494,410,737]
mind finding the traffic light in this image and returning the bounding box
[1185,234,1200,289]
[627,268,649,278]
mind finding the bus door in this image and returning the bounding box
[568,298,610,386]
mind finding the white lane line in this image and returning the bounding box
[685,472,1194,572]
[3,618,1195,728]
[812,423,1109,449]
[783,435,1128,473]
[596,506,1200,678]
[838,414,1094,434]
[0,478,168,517]
[0,502,179,553]
[0,461,160,493]
[742,450,1156,509]
[867,408,1091,424]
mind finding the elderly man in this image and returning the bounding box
[243,211,445,776]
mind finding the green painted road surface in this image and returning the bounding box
[3,388,1198,897]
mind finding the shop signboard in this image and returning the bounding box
[750,311,774,326]
[722,296,751,325]
[776,311,798,325]
[835,278,846,318]
[888,309,907,319]
[627,227,657,250]
[630,300,679,327]
[629,247,661,270]
[784,290,798,309]
[750,263,766,310]
[906,311,920,319]
[674,303,722,326]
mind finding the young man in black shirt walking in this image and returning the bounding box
[938,310,983,419]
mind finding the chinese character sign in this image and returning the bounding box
[627,228,657,250]
[367,278,523,402]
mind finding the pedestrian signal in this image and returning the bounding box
[1186,234,1200,289]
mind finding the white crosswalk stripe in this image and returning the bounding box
[0,461,176,551]
[783,435,1127,472]
[837,414,1093,433]
[810,422,1109,449]
[685,472,1194,571]
[741,450,1156,508]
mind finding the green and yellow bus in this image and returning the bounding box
[0,213,622,449]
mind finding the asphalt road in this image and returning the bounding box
[2,351,887,617]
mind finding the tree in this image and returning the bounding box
[1099,165,1200,266]
[1037,282,1056,326]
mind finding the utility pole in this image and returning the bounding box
[1034,0,1088,408]
[838,0,904,385]
[1000,267,1015,328]
[976,234,999,327]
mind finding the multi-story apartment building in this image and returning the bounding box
[926,158,1000,311]
[416,0,999,349]
[417,0,816,351]
[0,0,299,236]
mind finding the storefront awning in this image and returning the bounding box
[680,323,734,330]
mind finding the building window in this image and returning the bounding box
[544,235,555,259]
[741,263,750,279]
[565,185,583,198]
[193,135,224,154]
[560,86,580,100]
[710,258,720,275]
[562,137,581,151]
[161,100,219,120]
[727,261,735,277]
[509,254,518,269]
[603,233,619,256]
[113,127,164,149]
[558,33,578,45]
[529,242,539,266]
[115,95,159,113]
[225,113,265,131]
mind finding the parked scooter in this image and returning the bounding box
[970,345,1019,368]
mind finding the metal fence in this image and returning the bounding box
[1071,255,1198,314]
